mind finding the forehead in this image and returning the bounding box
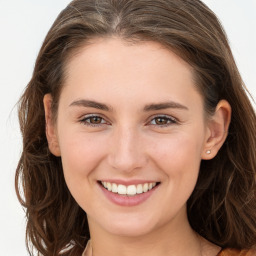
[65,37,193,78]
[61,37,202,110]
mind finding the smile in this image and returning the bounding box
[100,181,159,196]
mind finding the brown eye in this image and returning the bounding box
[89,116,103,124]
[150,115,176,126]
[80,115,107,126]
[155,117,168,125]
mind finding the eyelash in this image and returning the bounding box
[149,115,177,127]
[79,114,178,127]
[79,114,108,127]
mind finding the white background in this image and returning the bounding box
[0,1,255,255]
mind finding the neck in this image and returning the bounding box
[88,215,204,256]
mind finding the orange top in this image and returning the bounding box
[217,248,256,256]
[82,242,256,256]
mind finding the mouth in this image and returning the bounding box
[98,181,161,197]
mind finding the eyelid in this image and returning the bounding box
[147,114,179,126]
[79,114,110,126]
[78,113,179,127]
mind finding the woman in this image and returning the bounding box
[16,0,256,255]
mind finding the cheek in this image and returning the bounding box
[148,130,204,188]
[57,131,109,211]
[151,132,203,163]
[147,132,204,217]
[57,129,107,186]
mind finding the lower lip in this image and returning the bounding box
[98,183,159,207]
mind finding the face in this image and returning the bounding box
[46,38,213,237]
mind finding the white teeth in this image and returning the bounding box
[127,185,137,195]
[117,184,127,195]
[101,181,158,196]
[143,183,149,192]
[112,183,118,193]
[107,182,112,191]
[136,184,143,194]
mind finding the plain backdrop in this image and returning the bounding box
[0,1,255,255]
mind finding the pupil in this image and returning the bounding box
[90,117,101,124]
[156,118,166,125]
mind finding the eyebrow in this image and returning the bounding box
[69,99,112,111]
[69,99,188,112]
[144,101,188,111]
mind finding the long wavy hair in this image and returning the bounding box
[16,0,256,255]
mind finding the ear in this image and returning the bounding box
[201,100,231,160]
[43,94,61,157]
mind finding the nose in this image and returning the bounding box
[107,126,147,173]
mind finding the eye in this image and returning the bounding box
[150,115,177,126]
[80,114,108,127]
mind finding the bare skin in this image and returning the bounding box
[44,38,230,256]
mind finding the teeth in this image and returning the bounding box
[112,183,118,193]
[136,184,143,194]
[127,185,136,195]
[107,182,112,191]
[101,181,158,196]
[143,183,148,192]
[117,184,127,195]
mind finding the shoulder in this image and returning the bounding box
[218,248,256,256]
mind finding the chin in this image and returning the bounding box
[106,223,154,237]
[98,213,160,238]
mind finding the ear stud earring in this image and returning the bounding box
[206,150,211,154]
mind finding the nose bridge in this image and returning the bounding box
[108,125,146,172]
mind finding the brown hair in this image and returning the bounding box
[16,0,256,255]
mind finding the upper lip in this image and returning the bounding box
[98,179,160,186]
